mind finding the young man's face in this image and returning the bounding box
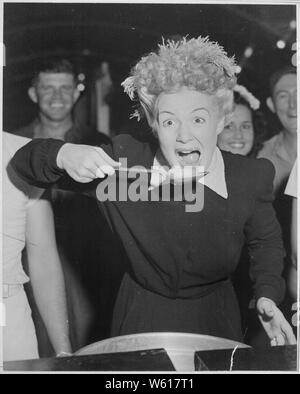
[217,104,254,156]
[155,87,224,170]
[29,72,80,122]
[272,73,297,135]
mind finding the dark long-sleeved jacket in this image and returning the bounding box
[11,135,286,303]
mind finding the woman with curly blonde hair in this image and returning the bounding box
[12,36,295,346]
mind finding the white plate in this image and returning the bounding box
[75,332,250,371]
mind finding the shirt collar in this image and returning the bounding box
[149,147,228,199]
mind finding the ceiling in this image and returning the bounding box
[3,2,297,132]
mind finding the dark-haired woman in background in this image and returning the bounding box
[217,85,266,158]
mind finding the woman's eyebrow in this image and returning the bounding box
[191,107,210,114]
[159,111,175,115]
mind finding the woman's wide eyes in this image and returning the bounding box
[193,116,206,125]
[162,119,176,127]
[161,116,206,127]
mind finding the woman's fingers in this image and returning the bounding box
[270,333,285,346]
[270,337,277,347]
[282,321,297,344]
[99,165,116,176]
[257,299,275,317]
[76,165,115,180]
[276,333,286,346]
[271,330,294,347]
[95,167,105,178]
[258,298,296,347]
[264,307,275,318]
[94,147,121,168]
[90,148,121,178]
[71,173,96,183]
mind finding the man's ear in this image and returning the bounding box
[266,97,275,113]
[28,86,38,103]
[216,116,225,136]
[73,88,80,103]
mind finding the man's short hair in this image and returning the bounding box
[269,66,296,97]
[31,58,77,86]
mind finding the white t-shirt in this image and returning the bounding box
[2,132,44,285]
[285,160,297,199]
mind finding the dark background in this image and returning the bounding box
[3,2,297,135]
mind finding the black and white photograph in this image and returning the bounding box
[0,0,299,376]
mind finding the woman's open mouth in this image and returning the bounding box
[176,149,201,166]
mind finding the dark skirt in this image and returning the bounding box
[111,273,243,342]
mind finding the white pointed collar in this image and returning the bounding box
[149,147,228,199]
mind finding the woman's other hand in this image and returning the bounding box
[257,297,296,346]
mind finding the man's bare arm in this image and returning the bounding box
[26,195,72,355]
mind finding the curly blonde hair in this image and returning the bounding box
[122,36,238,132]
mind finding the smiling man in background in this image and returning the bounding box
[15,58,111,145]
[258,66,297,194]
[16,59,81,141]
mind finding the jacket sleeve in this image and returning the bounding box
[10,138,66,187]
[244,158,286,305]
[10,138,111,195]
